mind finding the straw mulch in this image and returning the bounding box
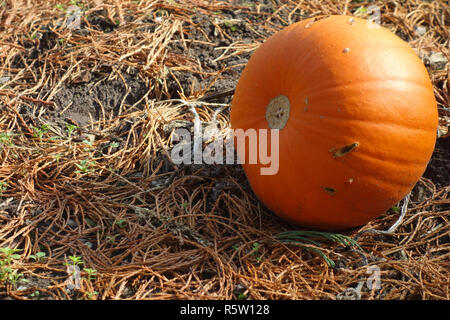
[0,0,448,300]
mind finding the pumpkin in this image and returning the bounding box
[230,15,438,230]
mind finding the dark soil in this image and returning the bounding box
[424,137,450,188]
[52,74,148,127]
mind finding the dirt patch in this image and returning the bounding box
[52,74,148,127]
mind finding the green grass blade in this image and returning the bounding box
[273,230,363,267]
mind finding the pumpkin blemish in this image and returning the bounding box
[343,47,350,53]
[332,142,359,158]
[322,186,337,195]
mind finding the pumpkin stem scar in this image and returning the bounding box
[265,95,290,129]
[330,142,360,158]
[321,186,337,195]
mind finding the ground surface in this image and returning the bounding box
[0,0,449,299]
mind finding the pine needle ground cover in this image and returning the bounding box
[0,0,448,300]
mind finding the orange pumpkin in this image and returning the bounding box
[230,15,438,230]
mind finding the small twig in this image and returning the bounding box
[0,91,56,107]
[354,192,411,241]
[197,89,235,101]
